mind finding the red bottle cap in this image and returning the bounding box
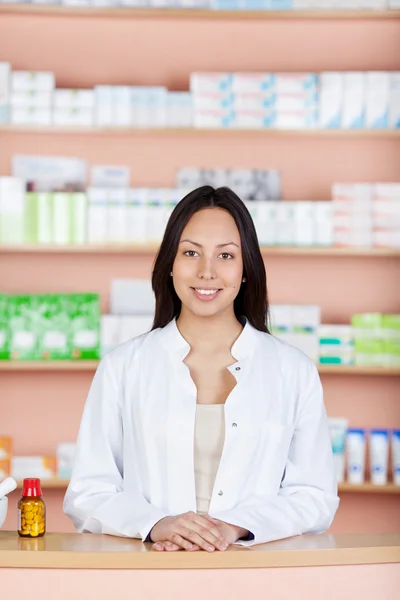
[22,478,42,497]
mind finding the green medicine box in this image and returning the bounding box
[8,295,40,360]
[69,293,100,360]
[0,294,9,360]
[37,294,71,360]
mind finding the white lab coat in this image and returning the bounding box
[64,318,339,546]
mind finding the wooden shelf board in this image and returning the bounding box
[14,478,400,493]
[1,125,399,138]
[318,365,400,375]
[1,6,400,20]
[0,361,99,371]
[1,244,400,257]
[16,478,70,489]
[1,361,399,375]
[338,482,400,494]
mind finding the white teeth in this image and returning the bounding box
[195,289,219,296]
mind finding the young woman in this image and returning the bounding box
[64,186,339,552]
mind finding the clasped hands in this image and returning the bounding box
[150,512,249,552]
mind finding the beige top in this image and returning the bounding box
[194,404,225,515]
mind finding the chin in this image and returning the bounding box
[185,301,228,319]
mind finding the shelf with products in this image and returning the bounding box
[1,244,400,257]
[1,125,400,138]
[1,361,399,375]
[1,5,400,20]
[13,478,400,494]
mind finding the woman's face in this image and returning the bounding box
[172,208,244,319]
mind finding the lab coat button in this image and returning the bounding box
[218,490,223,496]
[232,422,237,428]
[235,366,241,371]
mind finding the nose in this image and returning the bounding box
[197,256,217,280]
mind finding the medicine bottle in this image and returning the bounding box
[17,478,46,538]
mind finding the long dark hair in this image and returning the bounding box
[151,186,270,333]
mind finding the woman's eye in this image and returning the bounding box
[219,253,233,260]
[184,250,199,257]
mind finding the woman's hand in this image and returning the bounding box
[150,512,229,552]
[204,516,249,544]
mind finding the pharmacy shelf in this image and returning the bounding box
[1,5,400,20]
[338,483,400,494]
[14,478,400,493]
[1,125,400,138]
[0,361,99,372]
[16,478,70,490]
[1,361,399,375]
[318,365,400,375]
[1,245,400,257]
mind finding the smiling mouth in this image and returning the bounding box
[192,288,221,295]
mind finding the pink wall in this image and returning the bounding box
[1,11,400,536]
[2,564,400,600]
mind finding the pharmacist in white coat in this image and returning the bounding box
[64,186,339,552]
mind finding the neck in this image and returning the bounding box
[176,307,243,352]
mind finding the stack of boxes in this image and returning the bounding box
[332,183,373,247]
[269,304,321,362]
[190,72,319,129]
[319,325,355,366]
[101,279,155,357]
[0,293,101,361]
[232,72,319,130]
[94,86,192,128]
[0,177,26,245]
[10,71,54,126]
[372,183,400,248]
[0,437,12,482]
[319,71,400,130]
[332,183,400,248]
[352,313,400,367]
[175,167,281,201]
[53,89,94,127]
[0,63,10,124]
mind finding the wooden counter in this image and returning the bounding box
[0,531,399,569]
[1,532,399,600]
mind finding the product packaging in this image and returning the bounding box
[69,293,100,360]
[0,295,9,359]
[0,177,26,244]
[12,457,57,480]
[37,294,71,360]
[346,428,366,484]
[369,429,389,485]
[0,62,11,123]
[328,418,349,483]
[392,430,400,485]
[56,443,76,479]
[110,279,155,315]
[8,295,40,360]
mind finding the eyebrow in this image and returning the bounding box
[180,239,240,249]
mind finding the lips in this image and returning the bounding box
[191,287,222,302]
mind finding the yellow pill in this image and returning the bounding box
[32,506,38,513]
[24,512,33,520]
[34,515,41,523]
[21,518,26,526]
[30,531,39,537]
[21,530,30,536]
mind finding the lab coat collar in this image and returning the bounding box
[160,316,260,362]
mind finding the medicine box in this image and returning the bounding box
[0,62,10,123]
[69,293,100,360]
[11,71,55,93]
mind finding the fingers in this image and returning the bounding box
[153,541,180,551]
[188,513,228,551]
[168,533,202,552]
